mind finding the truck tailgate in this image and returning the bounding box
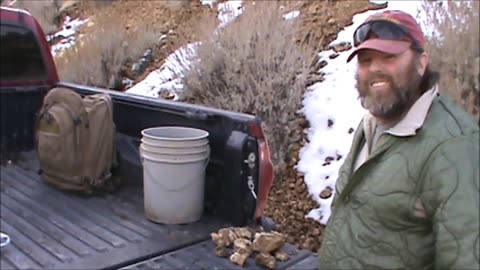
[0,152,228,270]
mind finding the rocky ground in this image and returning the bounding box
[41,0,386,253]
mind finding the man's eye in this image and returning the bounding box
[359,57,371,64]
[385,54,396,60]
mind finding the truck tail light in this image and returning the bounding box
[249,121,274,219]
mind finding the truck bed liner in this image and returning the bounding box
[0,152,228,270]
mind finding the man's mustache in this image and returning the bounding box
[356,73,394,97]
[365,73,393,85]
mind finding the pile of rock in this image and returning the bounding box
[211,227,290,269]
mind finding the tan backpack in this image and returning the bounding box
[35,87,118,194]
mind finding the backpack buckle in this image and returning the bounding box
[73,117,81,126]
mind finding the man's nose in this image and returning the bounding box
[368,58,384,73]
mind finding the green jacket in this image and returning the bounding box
[319,94,480,269]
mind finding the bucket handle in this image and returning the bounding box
[142,155,210,192]
[202,155,210,171]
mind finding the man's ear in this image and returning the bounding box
[417,52,429,76]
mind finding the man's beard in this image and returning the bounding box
[355,61,423,120]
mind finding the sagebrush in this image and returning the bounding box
[14,0,62,34]
[180,2,316,174]
[55,15,158,89]
[421,0,479,124]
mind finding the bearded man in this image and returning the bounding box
[318,10,480,269]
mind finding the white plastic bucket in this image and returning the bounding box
[140,126,210,224]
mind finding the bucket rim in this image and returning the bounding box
[140,151,209,164]
[139,144,209,155]
[141,126,209,141]
[140,138,209,148]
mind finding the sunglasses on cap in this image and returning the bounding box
[353,20,423,52]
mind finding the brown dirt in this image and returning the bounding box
[283,0,386,50]
[51,0,386,254]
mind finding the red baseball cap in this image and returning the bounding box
[347,10,426,63]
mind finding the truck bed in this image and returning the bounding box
[0,152,319,270]
[0,151,228,270]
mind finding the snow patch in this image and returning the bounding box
[125,43,199,101]
[297,48,365,225]
[201,0,218,8]
[50,16,89,57]
[217,0,244,28]
[283,10,300,20]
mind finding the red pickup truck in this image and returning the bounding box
[0,6,318,270]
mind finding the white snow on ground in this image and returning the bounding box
[50,16,89,57]
[217,0,244,28]
[200,0,218,8]
[297,1,432,225]
[126,43,198,100]
[297,48,366,225]
[283,10,300,20]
